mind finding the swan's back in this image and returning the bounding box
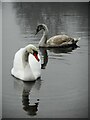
[47,35,73,46]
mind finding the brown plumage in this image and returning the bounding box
[35,24,79,48]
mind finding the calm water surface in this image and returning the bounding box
[2,2,88,118]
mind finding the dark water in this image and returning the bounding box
[2,2,88,118]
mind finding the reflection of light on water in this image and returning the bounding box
[13,78,42,116]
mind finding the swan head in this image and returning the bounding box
[25,44,40,62]
[35,24,48,35]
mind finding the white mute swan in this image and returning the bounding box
[35,24,79,47]
[11,44,41,81]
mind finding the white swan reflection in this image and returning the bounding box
[14,78,42,116]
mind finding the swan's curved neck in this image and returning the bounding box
[39,27,48,47]
[22,50,29,68]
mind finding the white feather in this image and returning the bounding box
[11,45,41,81]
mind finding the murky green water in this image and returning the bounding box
[2,2,88,118]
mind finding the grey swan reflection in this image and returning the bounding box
[46,45,79,54]
[35,24,80,48]
[14,78,42,116]
[39,45,79,69]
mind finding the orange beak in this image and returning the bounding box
[34,53,40,62]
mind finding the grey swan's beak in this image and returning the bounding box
[35,29,39,35]
[35,31,38,35]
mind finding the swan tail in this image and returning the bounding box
[74,37,81,44]
[74,40,78,43]
[74,37,81,41]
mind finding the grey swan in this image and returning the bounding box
[35,24,80,48]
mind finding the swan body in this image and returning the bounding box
[35,24,79,47]
[11,44,41,81]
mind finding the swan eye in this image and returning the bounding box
[37,25,42,31]
[36,25,44,33]
[39,25,45,30]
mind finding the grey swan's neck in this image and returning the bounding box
[39,26,48,47]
